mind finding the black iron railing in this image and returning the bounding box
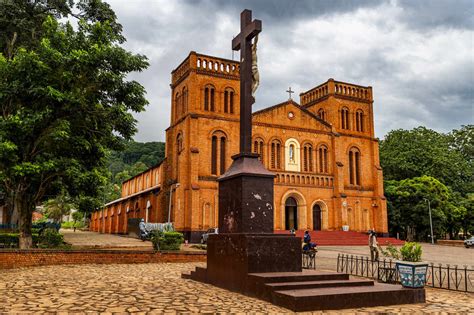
[337,253,474,293]
[302,250,316,269]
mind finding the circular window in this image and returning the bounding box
[288,111,295,119]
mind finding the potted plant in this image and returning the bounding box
[395,242,428,288]
[342,222,349,231]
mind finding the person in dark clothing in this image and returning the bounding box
[303,230,317,251]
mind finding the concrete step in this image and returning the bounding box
[248,271,349,284]
[265,279,374,291]
[271,283,425,312]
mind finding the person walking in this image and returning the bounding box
[369,230,379,261]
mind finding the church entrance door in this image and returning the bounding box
[313,204,322,231]
[285,197,298,230]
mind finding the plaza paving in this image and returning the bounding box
[61,229,153,250]
[1,262,473,314]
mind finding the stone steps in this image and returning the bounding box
[245,271,424,311]
[185,268,425,311]
[272,282,425,312]
[264,279,375,291]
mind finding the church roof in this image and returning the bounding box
[252,99,332,129]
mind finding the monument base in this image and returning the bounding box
[205,233,301,292]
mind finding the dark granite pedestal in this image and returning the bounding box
[183,153,425,311]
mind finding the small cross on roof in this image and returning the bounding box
[286,87,295,100]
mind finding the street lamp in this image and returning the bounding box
[424,198,434,245]
[167,183,180,223]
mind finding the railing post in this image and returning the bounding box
[464,265,468,292]
[439,264,443,288]
[447,264,451,290]
[431,263,435,288]
[454,265,458,290]
[337,254,340,272]
[356,256,359,276]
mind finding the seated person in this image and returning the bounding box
[302,230,317,251]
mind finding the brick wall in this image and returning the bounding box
[0,249,206,269]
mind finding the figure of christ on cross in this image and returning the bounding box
[232,9,262,155]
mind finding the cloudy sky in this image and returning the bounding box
[107,0,473,142]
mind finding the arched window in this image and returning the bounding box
[270,139,282,170]
[175,92,181,119]
[223,88,235,114]
[348,147,361,185]
[220,136,226,175]
[341,107,350,130]
[182,86,188,114]
[253,138,264,162]
[211,136,217,175]
[211,131,227,175]
[355,109,364,132]
[318,145,328,173]
[302,143,313,172]
[317,108,326,121]
[204,85,215,111]
[176,133,183,154]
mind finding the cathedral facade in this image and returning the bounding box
[91,52,388,242]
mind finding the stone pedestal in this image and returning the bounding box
[206,233,302,292]
[218,153,275,234]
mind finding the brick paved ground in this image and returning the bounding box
[1,263,472,314]
[61,229,153,249]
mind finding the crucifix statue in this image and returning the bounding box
[232,9,262,154]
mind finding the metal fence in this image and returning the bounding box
[337,253,474,293]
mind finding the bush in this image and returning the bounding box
[157,231,184,251]
[400,242,422,262]
[0,233,41,248]
[150,230,164,250]
[38,228,64,248]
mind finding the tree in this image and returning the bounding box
[385,176,461,241]
[380,127,472,195]
[43,194,75,223]
[0,0,148,248]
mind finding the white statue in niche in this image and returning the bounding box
[289,144,295,162]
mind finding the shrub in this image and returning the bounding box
[0,233,41,248]
[158,231,184,251]
[150,230,164,250]
[399,242,422,262]
[38,228,64,248]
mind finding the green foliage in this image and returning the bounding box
[0,233,40,248]
[150,230,164,251]
[399,242,422,262]
[379,243,400,260]
[43,193,75,223]
[71,211,83,222]
[61,221,85,229]
[157,231,184,251]
[385,176,454,241]
[380,126,473,196]
[0,0,149,247]
[38,228,64,248]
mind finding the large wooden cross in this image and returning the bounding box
[232,9,262,154]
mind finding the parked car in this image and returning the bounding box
[201,228,218,244]
[464,236,474,248]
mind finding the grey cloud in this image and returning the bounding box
[106,0,473,142]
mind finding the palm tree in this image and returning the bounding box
[43,194,75,223]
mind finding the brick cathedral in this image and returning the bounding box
[91,51,388,242]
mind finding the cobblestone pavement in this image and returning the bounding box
[1,263,472,314]
[61,230,153,249]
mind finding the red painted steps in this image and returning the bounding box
[273,230,404,246]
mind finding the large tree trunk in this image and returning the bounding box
[15,194,34,249]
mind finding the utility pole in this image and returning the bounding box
[424,198,434,245]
